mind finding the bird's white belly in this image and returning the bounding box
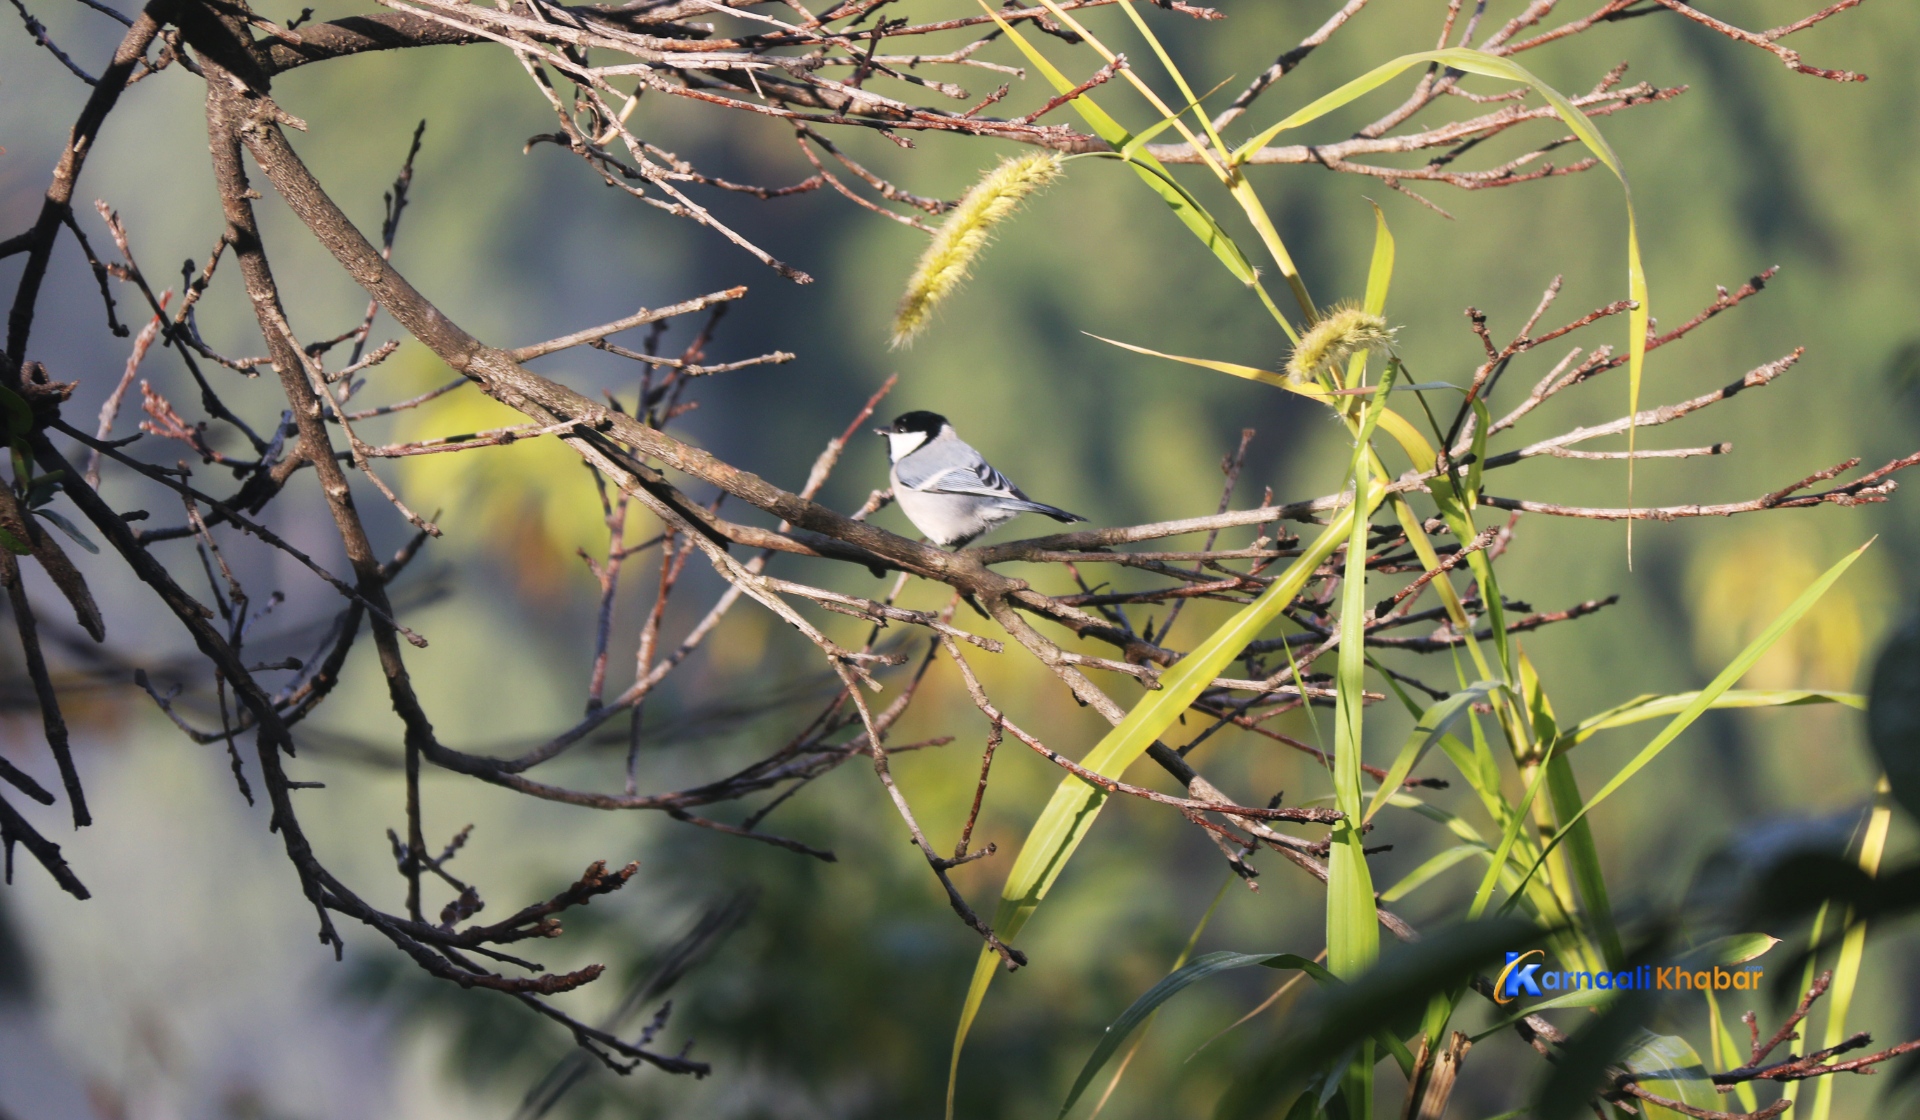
[892,484,1014,548]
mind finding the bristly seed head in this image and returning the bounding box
[1285,303,1397,384]
[891,152,1064,348]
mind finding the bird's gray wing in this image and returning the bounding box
[894,438,1026,498]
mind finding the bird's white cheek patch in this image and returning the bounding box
[887,430,929,459]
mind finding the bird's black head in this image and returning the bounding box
[874,411,948,438]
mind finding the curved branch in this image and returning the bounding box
[262,10,485,72]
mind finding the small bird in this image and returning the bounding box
[876,410,1085,549]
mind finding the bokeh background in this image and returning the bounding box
[2,0,1917,1116]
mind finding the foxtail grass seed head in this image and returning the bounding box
[891,152,1064,347]
[1285,304,1397,384]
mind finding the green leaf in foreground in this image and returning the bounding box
[1361,198,1394,317]
[1559,688,1864,753]
[1674,932,1779,971]
[1364,680,1501,825]
[1381,843,1485,903]
[1808,775,1894,1120]
[1083,875,1231,1117]
[1507,538,1875,906]
[946,506,1367,1118]
[1323,340,1402,1119]
[1620,1032,1719,1120]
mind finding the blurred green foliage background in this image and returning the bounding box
[1,1,1917,1117]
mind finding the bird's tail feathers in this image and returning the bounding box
[1008,500,1086,524]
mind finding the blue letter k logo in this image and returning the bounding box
[1502,951,1543,1000]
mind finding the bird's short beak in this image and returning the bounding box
[872,427,889,437]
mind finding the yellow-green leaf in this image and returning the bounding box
[1559,689,1865,752]
[1362,199,1394,316]
[1809,774,1894,1120]
[1512,539,1875,905]
[946,502,1370,1116]
[982,4,1295,338]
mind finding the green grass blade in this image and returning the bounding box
[1060,951,1328,1117]
[1676,933,1780,970]
[1385,787,1576,962]
[1364,680,1501,825]
[1328,359,1399,986]
[1620,1033,1718,1119]
[1083,334,1315,399]
[1414,453,1512,688]
[1085,335,1449,481]
[1039,0,1222,173]
[1283,626,1330,759]
[1381,1032,1416,1079]
[1087,157,1298,338]
[1544,756,1624,968]
[1782,899,1831,1107]
[1327,499,1377,983]
[1000,512,1358,924]
[1083,876,1232,1118]
[1115,109,1188,160]
[1517,646,1622,968]
[947,505,1369,1116]
[1114,0,1230,159]
[1809,774,1894,1120]
[948,950,1002,1120]
[1040,0,1317,325]
[1510,539,1875,907]
[982,4,1295,338]
[1438,492,1511,688]
[1341,200,1396,389]
[1559,689,1865,751]
[1234,50,1622,175]
[1434,718,1510,831]
[1388,689,1588,967]
[1380,844,1486,903]
[1384,792,1488,846]
[1465,399,1491,509]
[1225,177,1317,328]
[1088,334,1471,503]
[1705,988,1762,1113]
[1514,653,1596,955]
[1456,739,1596,952]
[1468,746,1559,920]
[1362,199,1394,316]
